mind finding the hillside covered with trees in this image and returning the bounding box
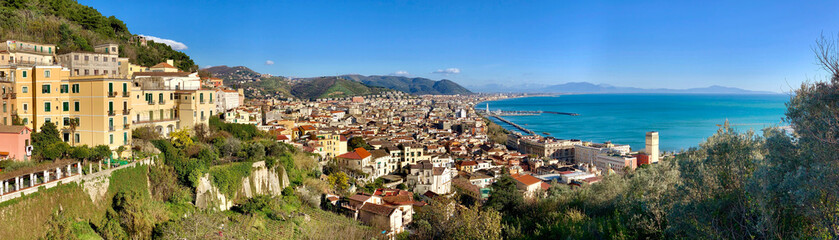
[0,0,196,71]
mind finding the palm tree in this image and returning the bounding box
[64,118,79,146]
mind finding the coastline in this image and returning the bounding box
[474,93,788,151]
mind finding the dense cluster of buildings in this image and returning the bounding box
[229,92,663,235]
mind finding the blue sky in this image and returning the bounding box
[81,0,839,92]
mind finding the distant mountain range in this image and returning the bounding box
[468,82,779,94]
[204,66,472,99]
[340,75,472,95]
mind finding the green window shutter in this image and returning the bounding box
[74,102,80,111]
[63,102,69,111]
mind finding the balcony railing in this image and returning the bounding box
[123,109,130,115]
[159,100,166,104]
[124,124,130,129]
[108,111,115,116]
[109,126,115,131]
[147,101,155,105]
[201,116,207,121]
[122,92,129,97]
[108,92,117,97]
[2,93,15,99]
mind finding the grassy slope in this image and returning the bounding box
[0,165,149,239]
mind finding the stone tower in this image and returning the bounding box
[645,131,659,163]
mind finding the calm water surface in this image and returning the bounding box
[480,94,788,151]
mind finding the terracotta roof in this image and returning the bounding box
[360,203,396,216]
[133,72,192,77]
[0,125,29,134]
[151,62,177,69]
[382,195,414,205]
[337,148,372,160]
[514,174,542,186]
[276,135,289,141]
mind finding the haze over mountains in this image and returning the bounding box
[468,82,780,94]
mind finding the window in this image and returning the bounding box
[41,84,50,93]
[84,69,89,75]
[159,110,164,120]
[62,102,69,111]
[22,103,27,111]
[72,84,80,93]
[21,86,27,93]
[200,93,204,102]
[108,83,113,94]
[94,56,98,61]
[109,134,113,144]
[22,71,26,78]
[122,83,127,92]
[60,84,68,93]
[44,70,50,78]
[74,55,79,60]
[84,56,88,61]
[103,70,108,75]
[109,118,113,129]
[112,58,116,62]
[103,57,107,62]
[63,117,70,126]
[94,70,98,75]
[112,47,116,52]
[74,133,80,143]
[123,132,128,144]
[2,103,5,113]
[44,102,51,112]
[158,93,163,103]
[44,118,50,123]
[74,101,80,111]
[63,133,69,142]
[22,118,27,125]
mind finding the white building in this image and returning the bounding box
[216,89,241,112]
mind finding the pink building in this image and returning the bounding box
[0,126,31,161]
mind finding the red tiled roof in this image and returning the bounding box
[151,62,177,69]
[514,174,542,186]
[360,203,396,216]
[337,148,372,160]
[276,135,289,141]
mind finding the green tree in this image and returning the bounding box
[484,175,523,214]
[348,136,372,150]
[327,172,349,191]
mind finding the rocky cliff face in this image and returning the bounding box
[195,161,290,211]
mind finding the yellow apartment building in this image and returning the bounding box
[0,40,56,65]
[2,64,132,156]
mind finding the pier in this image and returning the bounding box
[477,109,580,116]
[492,115,536,135]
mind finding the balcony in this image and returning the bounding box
[201,116,207,121]
[124,124,130,129]
[159,100,166,104]
[200,100,206,104]
[123,109,130,115]
[122,92,129,97]
[108,92,117,97]
[109,126,115,131]
[147,101,155,105]
[2,93,15,99]
[108,110,115,116]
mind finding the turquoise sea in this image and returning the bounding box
[480,94,789,152]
